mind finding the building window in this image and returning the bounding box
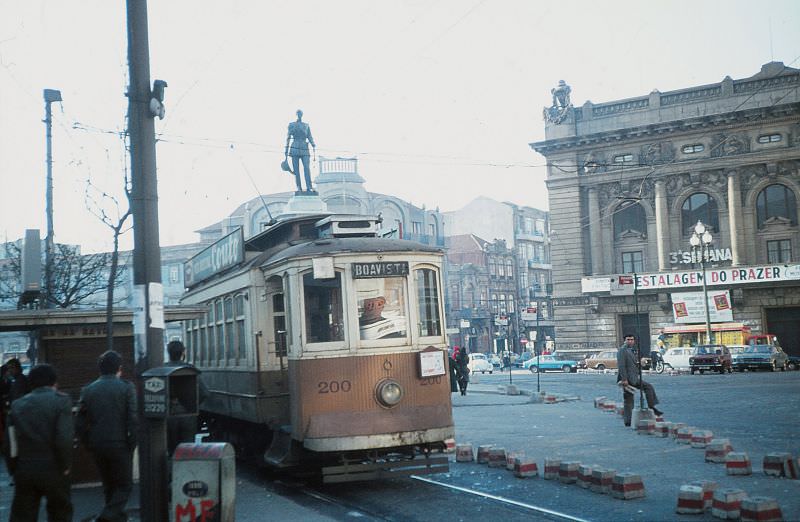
[505,259,514,278]
[767,240,792,263]
[170,266,180,283]
[429,223,436,237]
[411,221,422,234]
[681,192,719,235]
[681,144,705,154]
[535,219,546,236]
[622,251,644,273]
[756,184,798,228]
[757,134,782,144]
[613,153,634,163]
[613,201,647,239]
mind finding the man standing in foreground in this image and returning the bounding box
[617,334,663,427]
[8,364,73,522]
[78,351,137,522]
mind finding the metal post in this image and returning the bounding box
[43,89,61,309]
[700,250,713,345]
[126,1,167,520]
[633,272,644,410]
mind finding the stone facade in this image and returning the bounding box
[531,62,800,356]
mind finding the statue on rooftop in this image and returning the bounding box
[543,80,573,125]
[283,109,316,193]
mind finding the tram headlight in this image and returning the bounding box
[376,379,403,408]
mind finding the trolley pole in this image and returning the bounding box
[633,273,644,410]
[126,0,167,520]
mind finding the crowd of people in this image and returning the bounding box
[1,340,204,522]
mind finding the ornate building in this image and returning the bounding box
[531,62,800,356]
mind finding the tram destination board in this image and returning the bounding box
[352,261,409,279]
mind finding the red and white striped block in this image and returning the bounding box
[688,479,718,510]
[676,426,694,444]
[577,464,594,489]
[488,447,507,468]
[444,438,456,453]
[711,488,748,520]
[544,394,558,404]
[654,421,671,437]
[670,422,687,439]
[637,419,655,435]
[676,485,705,514]
[543,458,560,480]
[506,451,522,471]
[740,496,783,522]
[611,472,646,500]
[558,461,580,484]
[455,444,474,463]
[784,455,798,479]
[594,396,607,408]
[690,430,714,448]
[615,403,624,416]
[513,457,538,478]
[705,439,733,463]
[476,444,493,464]
[590,468,615,494]
[726,452,752,476]
[601,401,616,413]
[762,452,789,477]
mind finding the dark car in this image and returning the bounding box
[788,354,800,371]
[689,344,732,374]
[734,344,789,371]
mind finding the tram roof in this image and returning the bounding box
[258,237,443,269]
[0,306,206,332]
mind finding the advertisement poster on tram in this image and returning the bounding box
[671,290,733,323]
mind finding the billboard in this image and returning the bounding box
[671,290,733,324]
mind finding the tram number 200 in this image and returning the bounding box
[318,380,352,394]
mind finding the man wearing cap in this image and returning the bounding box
[617,334,662,426]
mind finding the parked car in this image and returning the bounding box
[516,351,535,367]
[523,354,577,373]
[787,354,800,371]
[728,345,748,369]
[486,353,502,367]
[662,347,697,370]
[734,344,788,371]
[468,353,494,374]
[585,350,618,371]
[689,344,732,374]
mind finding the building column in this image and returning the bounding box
[727,170,743,266]
[654,180,670,271]
[588,188,603,274]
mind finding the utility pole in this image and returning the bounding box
[126,0,167,520]
[43,88,61,309]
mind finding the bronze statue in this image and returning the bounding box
[284,109,316,193]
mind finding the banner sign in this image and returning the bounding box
[582,264,800,293]
[671,290,733,323]
[184,228,244,287]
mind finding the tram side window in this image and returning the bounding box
[355,277,407,341]
[416,268,442,337]
[235,294,246,363]
[225,297,235,360]
[215,300,224,363]
[273,293,287,357]
[303,272,344,343]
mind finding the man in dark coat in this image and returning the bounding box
[617,334,662,426]
[7,364,73,522]
[455,347,470,396]
[165,340,209,453]
[78,350,137,522]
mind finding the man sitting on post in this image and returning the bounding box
[617,334,663,427]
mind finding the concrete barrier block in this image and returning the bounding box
[543,458,560,480]
[577,464,594,489]
[476,444,493,464]
[691,430,714,448]
[670,422,687,439]
[705,439,733,463]
[688,479,718,510]
[590,468,615,494]
[506,451,522,471]
[637,419,655,435]
[676,426,694,444]
[676,485,705,514]
[711,488,748,519]
[487,447,507,468]
[594,396,607,408]
[455,443,474,463]
[740,496,783,522]
[654,421,670,437]
[513,457,538,478]
[558,461,580,484]
[726,452,752,476]
[611,472,646,500]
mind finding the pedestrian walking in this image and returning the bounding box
[7,364,73,522]
[165,340,209,453]
[617,334,663,427]
[455,347,470,396]
[77,350,137,522]
[448,348,459,393]
[2,359,30,482]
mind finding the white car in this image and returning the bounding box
[662,347,697,370]
[468,353,494,374]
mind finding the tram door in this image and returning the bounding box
[266,276,288,370]
[766,306,800,357]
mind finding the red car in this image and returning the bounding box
[689,344,732,374]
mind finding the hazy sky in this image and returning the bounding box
[1,1,799,252]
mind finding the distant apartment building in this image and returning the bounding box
[531,62,800,356]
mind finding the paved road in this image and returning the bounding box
[441,368,800,521]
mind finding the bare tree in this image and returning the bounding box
[85,133,133,351]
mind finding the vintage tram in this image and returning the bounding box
[180,213,454,482]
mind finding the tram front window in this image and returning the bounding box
[355,277,408,340]
[416,268,442,337]
[303,272,344,343]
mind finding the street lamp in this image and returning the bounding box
[689,220,714,345]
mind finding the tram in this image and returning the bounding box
[180,213,454,482]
